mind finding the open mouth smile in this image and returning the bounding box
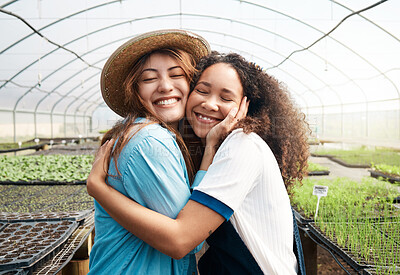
[194,112,221,124]
[154,97,180,107]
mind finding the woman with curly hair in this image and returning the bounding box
[87,51,309,274]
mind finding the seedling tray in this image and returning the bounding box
[371,220,400,246]
[0,185,93,213]
[292,208,314,225]
[0,220,78,272]
[32,212,94,274]
[307,170,330,176]
[0,144,47,154]
[361,269,375,275]
[369,170,400,184]
[309,222,400,271]
[0,269,28,275]
[361,267,400,275]
[310,154,370,168]
[308,223,370,271]
[329,157,370,168]
[0,180,86,186]
[0,210,93,223]
[291,204,400,225]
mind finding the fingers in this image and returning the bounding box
[235,96,248,120]
[227,107,238,121]
[105,138,115,153]
[205,105,241,146]
[101,138,114,169]
[93,138,114,173]
[102,138,115,150]
[98,139,115,156]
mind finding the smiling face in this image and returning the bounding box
[138,52,190,128]
[186,63,243,139]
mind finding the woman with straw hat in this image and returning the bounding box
[87,29,216,275]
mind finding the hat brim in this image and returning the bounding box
[101,29,211,117]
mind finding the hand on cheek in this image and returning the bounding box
[205,97,248,147]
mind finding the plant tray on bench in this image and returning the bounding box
[0,220,78,272]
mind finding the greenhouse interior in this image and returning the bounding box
[0,0,399,274]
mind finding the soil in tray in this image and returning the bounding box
[0,220,77,270]
[0,185,93,213]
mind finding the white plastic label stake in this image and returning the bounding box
[313,185,328,219]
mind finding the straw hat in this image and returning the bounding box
[101,29,211,117]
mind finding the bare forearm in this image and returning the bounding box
[87,177,223,259]
[199,144,217,171]
[89,177,185,256]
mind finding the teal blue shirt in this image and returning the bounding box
[89,119,200,275]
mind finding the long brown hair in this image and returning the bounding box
[102,48,197,181]
[189,52,310,193]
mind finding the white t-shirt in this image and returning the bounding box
[191,129,297,275]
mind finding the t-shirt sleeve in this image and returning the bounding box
[190,130,262,220]
[123,135,191,219]
[191,170,207,190]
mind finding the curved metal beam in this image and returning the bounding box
[331,0,400,43]
[12,13,350,113]
[65,32,327,120]
[0,0,123,54]
[0,0,18,8]
[64,82,98,116]
[3,9,397,139]
[78,38,323,136]
[4,11,377,104]
[235,0,399,99]
[50,72,99,116]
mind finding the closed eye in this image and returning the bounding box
[221,97,233,102]
[195,89,208,95]
[171,74,185,78]
[142,77,157,82]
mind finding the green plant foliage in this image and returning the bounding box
[373,163,400,177]
[312,147,400,166]
[307,162,329,172]
[291,177,400,220]
[317,219,400,271]
[291,177,400,271]
[0,154,94,183]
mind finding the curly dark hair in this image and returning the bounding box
[190,51,310,192]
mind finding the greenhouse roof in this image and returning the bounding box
[0,0,399,142]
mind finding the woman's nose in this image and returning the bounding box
[201,97,219,112]
[158,77,174,93]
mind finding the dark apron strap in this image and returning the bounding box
[199,213,306,275]
[198,221,264,275]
